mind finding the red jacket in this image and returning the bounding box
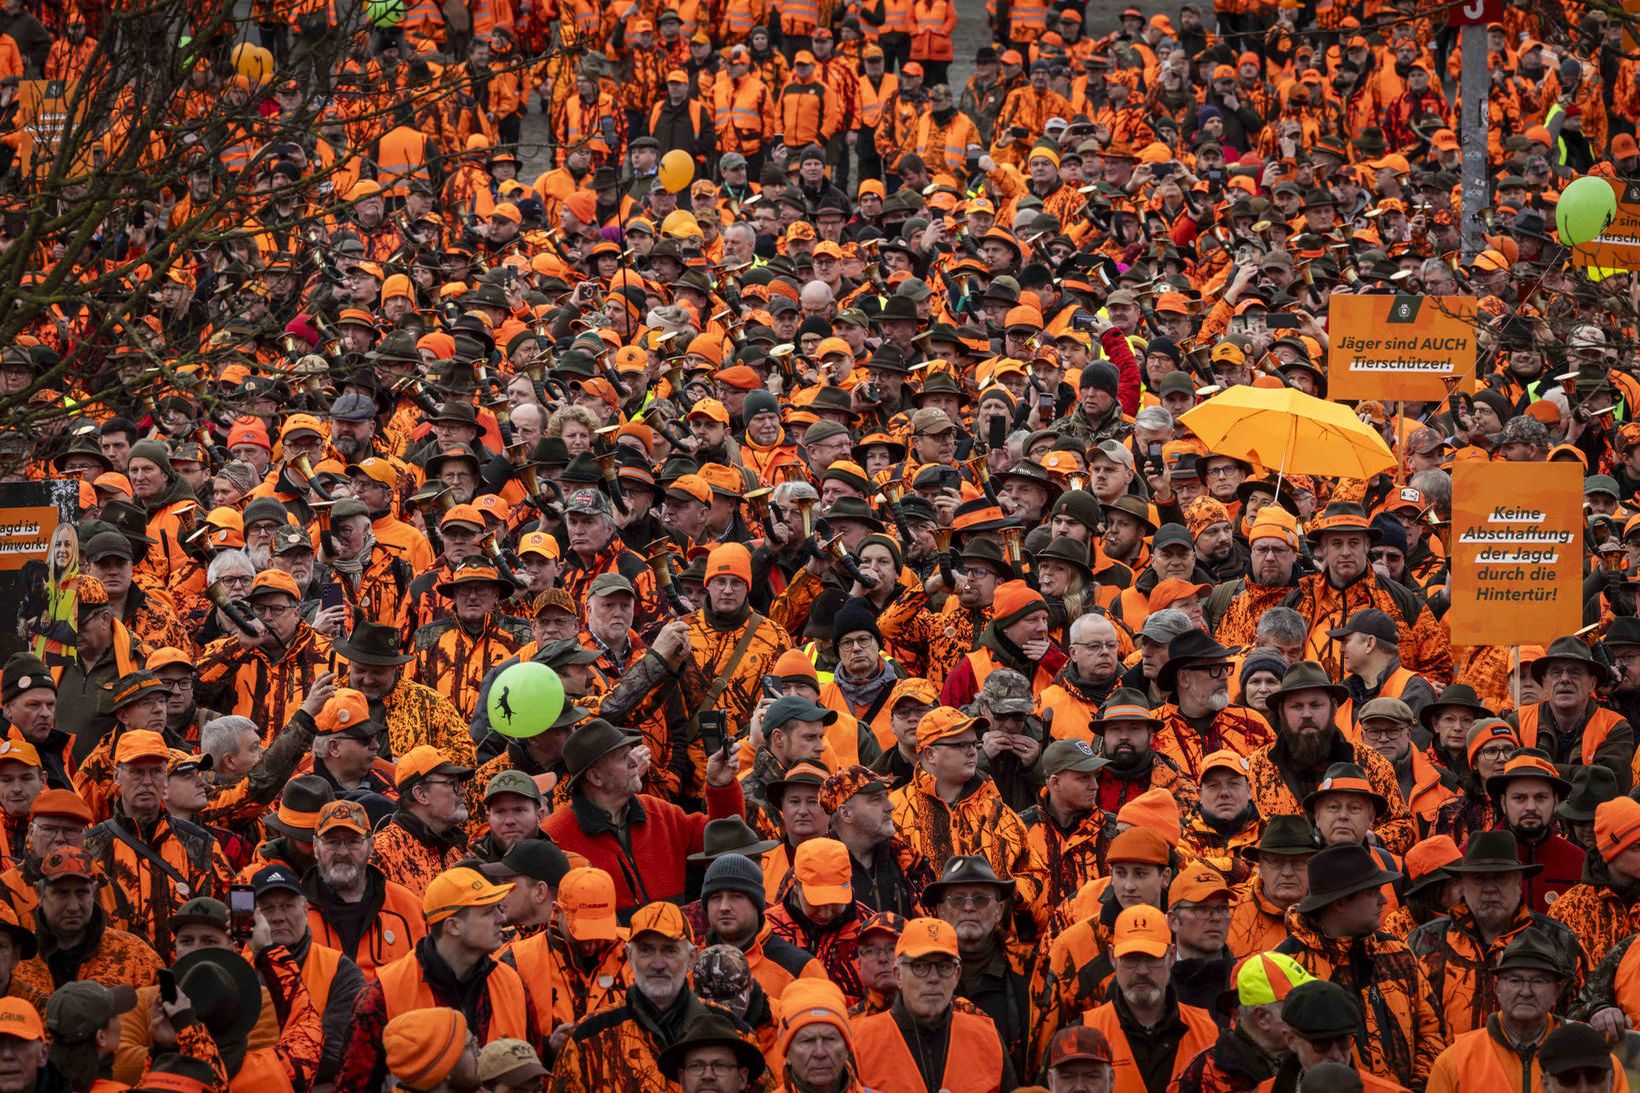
[1508,830,1585,917]
[543,781,745,914]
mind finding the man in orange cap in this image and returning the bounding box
[196,568,335,739]
[939,580,1066,708]
[338,865,531,1089]
[1083,905,1217,1089]
[12,848,162,1001]
[851,916,1016,1091]
[83,729,225,960]
[552,901,760,1090]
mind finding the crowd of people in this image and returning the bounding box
[0,0,1636,1090]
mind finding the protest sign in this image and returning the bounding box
[1569,177,1640,272]
[0,480,79,663]
[1327,295,1478,402]
[1448,461,1583,647]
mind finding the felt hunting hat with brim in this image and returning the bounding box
[1530,635,1616,688]
[1418,682,1491,731]
[1301,762,1388,816]
[950,498,1022,536]
[261,774,334,839]
[1443,829,1542,877]
[1295,843,1401,913]
[429,401,480,428]
[111,671,168,710]
[922,854,1017,908]
[562,719,640,783]
[822,496,886,533]
[1266,660,1349,707]
[994,461,1063,505]
[1034,536,1093,581]
[1493,927,1566,977]
[1484,749,1572,798]
[1557,765,1620,823]
[1105,494,1158,533]
[656,1012,766,1082]
[334,619,414,666]
[436,560,512,597]
[688,816,780,862]
[1087,688,1164,733]
[173,948,262,1048]
[956,538,1017,580]
[912,372,964,404]
[1242,814,1321,862]
[1305,501,1382,544]
[1155,630,1242,693]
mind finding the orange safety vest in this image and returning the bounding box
[561,94,614,150]
[377,949,531,1041]
[725,0,760,36]
[715,78,769,152]
[1006,0,1049,40]
[1336,666,1416,737]
[229,1049,295,1093]
[852,1007,1003,1093]
[373,127,431,196]
[1084,998,1217,1093]
[1516,703,1625,766]
[879,0,912,34]
[778,0,819,35]
[306,879,423,975]
[301,940,344,1019]
[963,647,1056,699]
[857,72,898,128]
[674,0,707,39]
[910,0,953,61]
[1616,940,1640,1023]
[1036,683,1098,744]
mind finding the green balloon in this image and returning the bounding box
[487,661,565,739]
[366,0,404,26]
[1557,175,1618,248]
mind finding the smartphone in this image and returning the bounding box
[1266,313,1302,329]
[320,582,346,611]
[761,674,784,701]
[1153,163,1175,178]
[699,711,728,757]
[228,883,256,941]
[1148,442,1163,464]
[987,415,1007,450]
[158,969,177,1006]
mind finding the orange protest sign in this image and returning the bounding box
[1447,461,1583,647]
[1570,177,1640,271]
[1326,295,1477,403]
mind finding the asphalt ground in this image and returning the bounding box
[516,0,1185,181]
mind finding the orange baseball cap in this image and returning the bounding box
[146,647,192,673]
[896,917,959,959]
[316,799,372,838]
[518,531,560,560]
[0,998,43,1042]
[687,397,730,424]
[440,503,485,530]
[915,706,987,750]
[396,744,473,792]
[384,1008,469,1090]
[630,900,692,941]
[794,837,853,906]
[29,789,91,825]
[249,569,301,602]
[1200,750,1250,779]
[114,730,170,765]
[350,457,396,488]
[423,867,513,925]
[314,689,372,736]
[1112,904,1172,958]
[1168,863,1231,906]
[0,739,39,769]
[559,867,620,941]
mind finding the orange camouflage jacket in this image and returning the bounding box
[1246,734,1417,854]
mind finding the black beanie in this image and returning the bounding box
[1080,361,1119,397]
[832,597,882,647]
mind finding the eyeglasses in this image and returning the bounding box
[837,635,878,652]
[159,677,194,692]
[418,777,465,790]
[1180,662,1232,679]
[1497,974,1557,991]
[1360,724,1407,742]
[252,602,294,619]
[904,959,960,979]
[1176,902,1232,920]
[930,739,978,753]
[1475,746,1516,762]
[1551,1068,1612,1087]
[940,892,998,909]
[957,566,998,580]
[682,1061,743,1076]
[1072,641,1120,653]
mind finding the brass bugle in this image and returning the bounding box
[794,495,816,540]
[998,524,1023,565]
[745,487,772,525]
[933,527,953,553]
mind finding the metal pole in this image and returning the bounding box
[1460,22,1490,261]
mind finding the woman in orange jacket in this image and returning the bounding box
[907,0,955,86]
